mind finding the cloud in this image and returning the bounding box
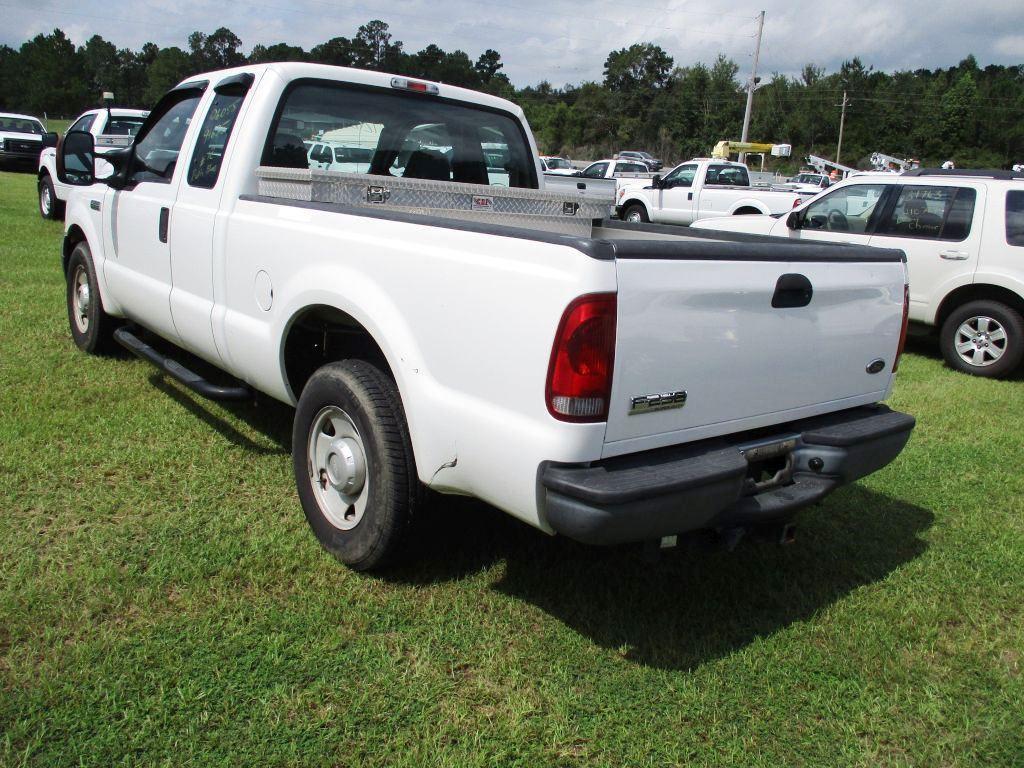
[2,0,1022,87]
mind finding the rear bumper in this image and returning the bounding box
[541,405,914,545]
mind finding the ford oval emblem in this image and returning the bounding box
[866,359,886,374]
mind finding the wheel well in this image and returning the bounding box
[935,284,1024,328]
[733,206,762,215]
[282,305,394,399]
[62,225,87,276]
[38,167,49,180]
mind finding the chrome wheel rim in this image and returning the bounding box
[307,405,369,530]
[954,315,1006,367]
[40,184,51,215]
[72,265,90,333]
[625,210,642,223]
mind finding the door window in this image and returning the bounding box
[875,185,976,241]
[662,164,697,188]
[131,91,204,183]
[802,184,887,234]
[704,164,749,186]
[187,87,247,189]
[582,162,609,179]
[1007,190,1024,247]
[68,114,96,134]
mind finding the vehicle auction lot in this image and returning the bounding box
[1,170,1021,765]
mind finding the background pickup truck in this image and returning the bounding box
[38,107,149,219]
[0,111,46,169]
[618,158,808,225]
[543,158,653,205]
[55,63,914,571]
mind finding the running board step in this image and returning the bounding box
[114,327,251,401]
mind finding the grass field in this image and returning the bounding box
[1,169,1022,767]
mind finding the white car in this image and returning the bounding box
[539,155,576,175]
[785,172,832,194]
[0,112,46,169]
[54,63,914,569]
[692,169,1024,377]
[38,107,149,219]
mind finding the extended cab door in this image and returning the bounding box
[104,84,206,341]
[169,72,256,362]
[653,163,698,224]
[694,163,749,220]
[869,183,984,323]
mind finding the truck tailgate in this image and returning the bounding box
[604,239,906,455]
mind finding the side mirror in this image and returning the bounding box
[57,130,95,186]
[786,210,803,230]
[652,174,662,188]
[41,132,59,149]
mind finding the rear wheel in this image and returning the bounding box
[38,175,64,220]
[292,360,422,570]
[66,242,115,353]
[939,300,1024,378]
[622,203,648,224]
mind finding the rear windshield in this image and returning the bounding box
[264,81,537,188]
[105,116,147,136]
[0,117,44,134]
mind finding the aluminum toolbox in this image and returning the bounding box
[255,166,615,236]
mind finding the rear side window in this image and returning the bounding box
[265,81,537,188]
[704,164,749,186]
[1007,190,1024,246]
[876,185,976,241]
[188,89,246,188]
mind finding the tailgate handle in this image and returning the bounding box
[772,273,813,308]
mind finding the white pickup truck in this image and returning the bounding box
[617,158,807,225]
[38,107,149,219]
[56,63,915,570]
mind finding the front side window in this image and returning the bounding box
[132,91,203,182]
[876,185,976,241]
[802,184,887,234]
[582,162,609,179]
[1007,190,1024,247]
[663,163,697,188]
[187,89,247,189]
[68,114,96,134]
[265,81,536,188]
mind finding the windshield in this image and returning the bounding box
[265,82,537,188]
[105,116,147,136]
[0,117,44,134]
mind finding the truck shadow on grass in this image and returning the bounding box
[390,487,933,671]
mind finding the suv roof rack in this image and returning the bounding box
[902,168,1024,180]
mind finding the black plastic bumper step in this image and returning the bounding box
[114,327,251,401]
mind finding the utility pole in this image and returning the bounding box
[835,90,850,165]
[738,9,766,164]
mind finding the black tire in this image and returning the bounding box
[621,203,649,223]
[292,360,421,571]
[66,241,116,354]
[939,300,1024,378]
[38,174,64,220]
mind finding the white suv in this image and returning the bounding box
[693,169,1024,378]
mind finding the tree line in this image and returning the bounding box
[1,22,1022,170]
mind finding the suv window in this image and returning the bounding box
[663,164,697,188]
[1005,190,1024,247]
[802,184,887,234]
[132,91,203,182]
[582,162,609,179]
[265,81,536,188]
[187,88,247,189]
[69,114,96,134]
[704,164,749,186]
[876,185,976,241]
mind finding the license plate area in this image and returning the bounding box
[738,435,798,496]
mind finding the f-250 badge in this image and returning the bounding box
[629,390,688,414]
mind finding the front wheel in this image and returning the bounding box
[66,242,115,353]
[621,203,649,224]
[39,175,64,220]
[292,360,422,570]
[939,300,1024,378]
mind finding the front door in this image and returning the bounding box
[655,163,698,224]
[104,87,205,341]
[785,182,890,244]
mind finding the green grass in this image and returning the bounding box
[1,169,1022,767]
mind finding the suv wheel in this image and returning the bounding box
[292,360,422,570]
[940,300,1024,378]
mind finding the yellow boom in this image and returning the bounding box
[712,140,791,159]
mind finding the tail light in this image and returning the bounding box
[893,282,910,371]
[546,293,617,422]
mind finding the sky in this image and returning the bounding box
[3,0,1023,87]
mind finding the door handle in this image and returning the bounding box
[772,273,813,308]
[939,250,969,260]
[158,207,169,243]
[687,192,693,200]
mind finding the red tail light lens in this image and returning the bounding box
[893,282,910,371]
[546,293,617,422]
